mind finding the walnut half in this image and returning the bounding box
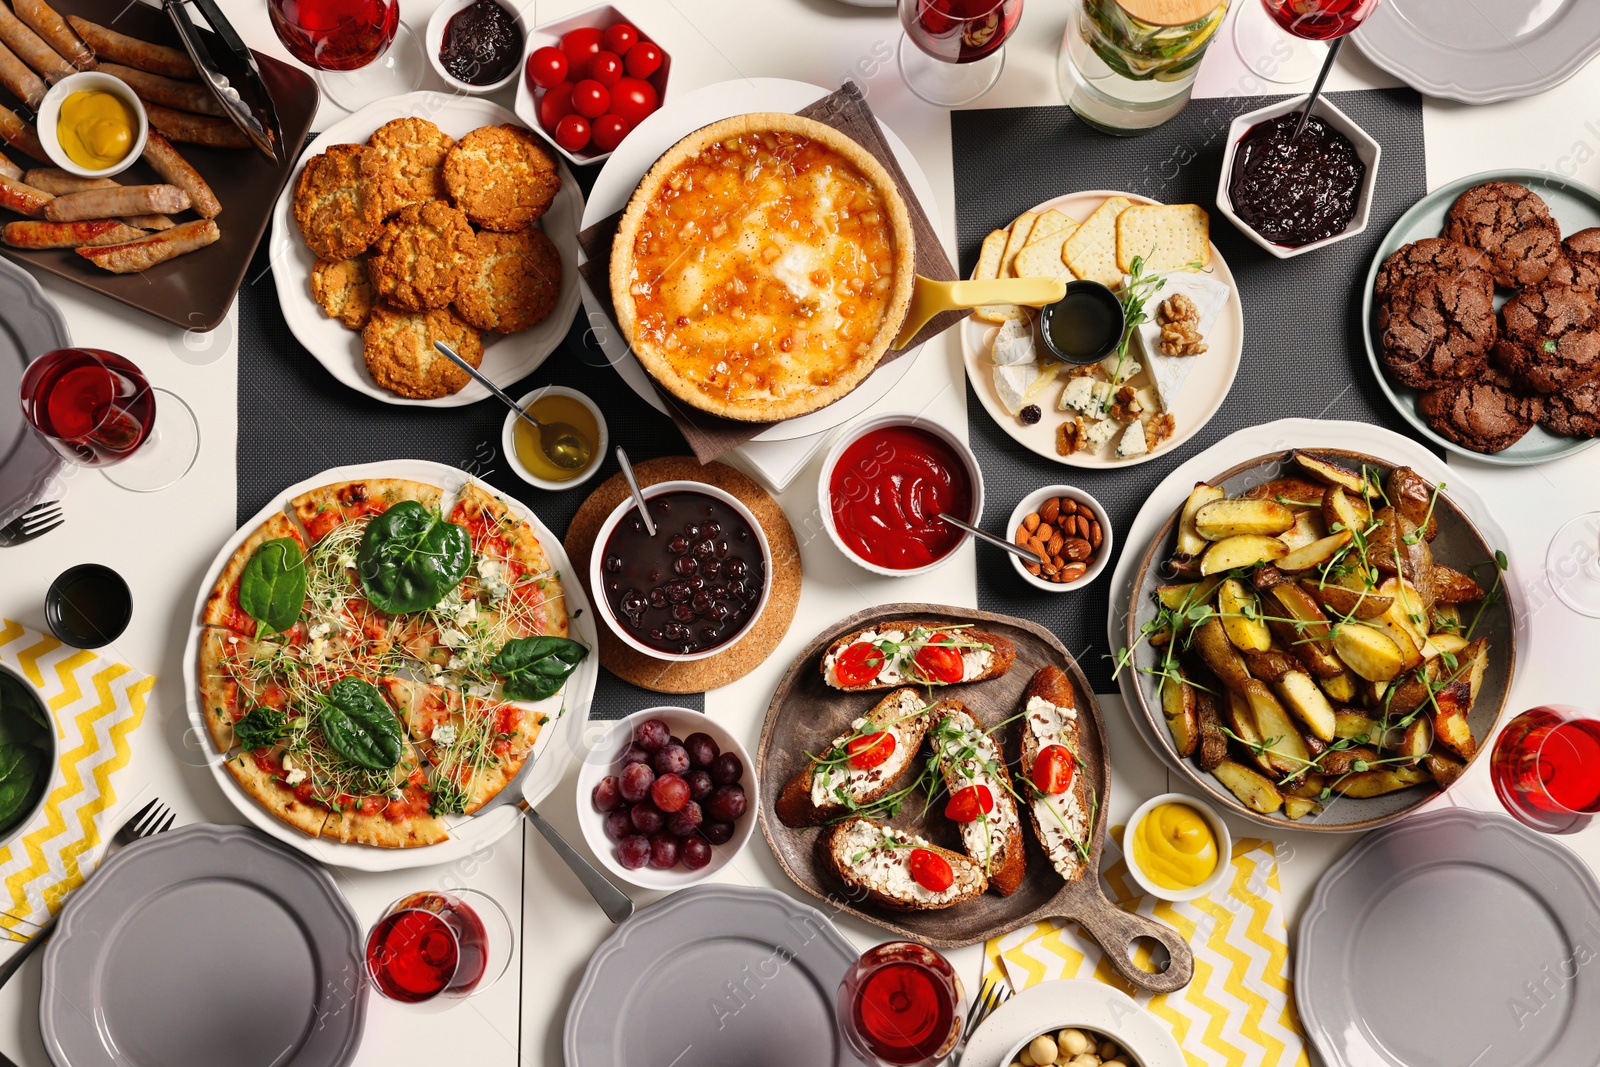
[1156,293,1207,356]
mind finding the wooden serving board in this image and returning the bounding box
[756,603,1195,995]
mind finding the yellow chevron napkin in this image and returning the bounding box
[0,619,151,938]
[984,830,1310,1067]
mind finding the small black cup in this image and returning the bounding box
[1037,280,1126,365]
[45,564,132,649]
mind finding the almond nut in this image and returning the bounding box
[1024,513,1040,533]
[1060,497,1078,515]
[1015,524,1031,545]
[1059,561,1088,582]
[1039,497,1060,523]
[1064,537,1092,561]
[1025,562,1042,576]
[1088,519,1103,550]
[1046,532,1065,556]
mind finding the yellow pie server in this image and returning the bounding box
[893,276,1066,350]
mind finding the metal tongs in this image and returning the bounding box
[162,0,283,163]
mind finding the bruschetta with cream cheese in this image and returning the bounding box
[821,817,988,911]
[776,689,937,827]
[1016,666,1096,883]
[929,703,1027,895]
[820,621,1016,692]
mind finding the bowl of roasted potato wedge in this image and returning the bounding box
[1120,448,1515,831]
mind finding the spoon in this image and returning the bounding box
[936,512,1047,567]
[615,446,655,537]
[893,275,1066,350]
[432,341,591,471]
[1291,36,1344,143]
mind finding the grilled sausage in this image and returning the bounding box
[144,105,249,149]
[120,212,172,230]
[4,218,144,248]
[22,167,116,194]
[0,173,52,216]
[0,3,74,82]
[97,63,222,117]
[76,217,218,273]
[140,131,219,218]
[12,0,93,71]
[43,183,189,221]
[0,104,48,161]
[66,16,195,79]
[0,37,45,107]
[0,153,19,180]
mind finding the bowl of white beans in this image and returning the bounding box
[1003,1026,1139,1067]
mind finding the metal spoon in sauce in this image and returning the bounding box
[615,446,656,537]
[936,511,1047,567]
[432,341,591,471]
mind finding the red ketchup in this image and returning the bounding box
[828,425,972,570]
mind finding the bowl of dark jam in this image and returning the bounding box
[591,482,772,661]
[1216,93,1381,259]
[427,0,526,94]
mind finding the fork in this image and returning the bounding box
[952,975,1013,1065]
[0,501,63,547]
[0,797,174,987]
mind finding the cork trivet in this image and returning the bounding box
[564,457,802,693]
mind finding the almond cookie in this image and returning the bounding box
[1541,377,1600,437]
[1492,282,1600,393]
[1418,367,1543,453]
[366,199,475,311]
[453,227,562,333]
[310,257,375,329]
[292,143,382,260]
[360,117,455,219]
[1376,272,1495,389]
[361,304,483,399]
[442,124,560,231]
[1442,181,1563,289]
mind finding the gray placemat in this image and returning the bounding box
[235,158,697,719]
[952,89,1428,693]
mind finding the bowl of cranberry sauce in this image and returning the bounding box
[591,481,772,660]
[819,414,985,577]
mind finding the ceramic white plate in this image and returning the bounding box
[0,257,66,530]
[181,460,599,872]
[269,92,584,409]
[961,979,1186,1067]
[961,190,1244,468]
[580,76,939,444]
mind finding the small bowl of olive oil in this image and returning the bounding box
[502,385,607,490]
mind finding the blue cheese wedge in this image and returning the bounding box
[1058,374,1097,413]
[1100,354,1141,385]
[1116,419,1148,459]
[1137,271,1231,411]
[1082,418,1119,453]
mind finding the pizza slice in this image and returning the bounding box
[202,513,307,638]
[290,478,443,542]
[225,751,331,838]
[380,676,543,814]
[448,482,568,638]
[319,761,451,847]
[196,626,310,752]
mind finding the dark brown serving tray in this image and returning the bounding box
[756,603,1194,995]
[0,0,317,331]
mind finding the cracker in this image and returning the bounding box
[1014,217,1079,281]
[1116,203,1211,274]
[1063,196,1133,287]
[972,227,1025,324]
[999,211,1038,277]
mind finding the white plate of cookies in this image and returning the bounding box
[960,191,1244,467]
[270,91,584,407]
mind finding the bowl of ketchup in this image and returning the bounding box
[819,415,984,577]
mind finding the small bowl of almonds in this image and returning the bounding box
[1007,486,1113,592]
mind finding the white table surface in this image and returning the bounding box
[1,1,1598,1065]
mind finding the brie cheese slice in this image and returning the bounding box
[1137,272,1231,411]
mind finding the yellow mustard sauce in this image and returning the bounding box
[58,90,135,170]
[512,393,598,482]
[1131,802,1218,890]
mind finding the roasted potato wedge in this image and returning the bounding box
[1161,668,1199,759]
[1319,745,1379,777]
[1218,578,1272,652]
[1332,623,1407,681]
[1385,466,1439,541]
[1265,583,1342,678]
[1429,632,1469,656]
[1431,679,1477,759]
[1212,759,1284,814]
[1176,482,1226,557]
[1369,509,1436,610]
[1244,679,1311,777]
[1382,660,1438,719]
[1293,452,1373,495]
[1431,564,1486,605]
[1364,609,1425,672]
[1243,476,1327,510]
[1282,773,1328,799]
[1277,670,1337,741]
[1195,690,1228,772]
[1156,577,1223,612]
[1319,670,1359,704]
[1334,710,1380,742]
[1320,486,1372,537]
[1283,795,1321,820]
[1431,604,1462,633]
[1201,534,1289,575]
[1193,498,1295,540]
[1307,580,1392,620]
[1243,648,1297,683]
[1423,750,1466,789]
[1280,509,1329,551]
[1331,769,1428,797]
[1193,617,1253,691]
[1223,688,1275,774]
[1277,530,1353,573]
[1398,715,1432,764]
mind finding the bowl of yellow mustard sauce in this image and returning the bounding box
[37,71,148,178]
[502,384,607,490]
[1124,792,1232,903]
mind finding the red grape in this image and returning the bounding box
[609,77,658,127]
[625,40,663,79]
[710,752,743,785]
[554,114,590,153]
[603,22,638,55]
[684,732,720,768]
[651,773,689,813]
[654,743,690,776]
[525,46,567,90]
[590,113,630,153]
[616,834,650,869]
[630,801,664,834]
[707,784,746,822]
[592,775,622,811]
[701,821,734,845]
[603,809,632,841]
[559,25,603,78]
[619,760,654,802]
[681,836,712,870]
[588,50,623,88]
[666,800,702,836]
[684,768,713,801]
[648,831,680,869]
[537,81,575,133]
[669,735,684,747]
[635,718,671,751]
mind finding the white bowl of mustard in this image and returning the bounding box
[502,385,607,490]
[1124,792,1232,903]
[37,71,147,178]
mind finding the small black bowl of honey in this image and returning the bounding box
[1038,280,1125,365]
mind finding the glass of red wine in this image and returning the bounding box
[19,348,199,493]
[898,0,1024,107]
[266,0,424,112]
[837,941,966,1067]
[1491,705,1600,835]
[365,889,514,1005]
[1233,0,1379,84]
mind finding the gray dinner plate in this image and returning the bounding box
[0,258,66,530]
[41,824,366,1067]
[565,884,869,1067]
[1363,169,1600,466]
[1353,0,1600,105]
[1297,809,1600,1067]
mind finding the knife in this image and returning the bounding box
[161,0,282,163]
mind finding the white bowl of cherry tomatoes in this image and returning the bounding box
[514,4,670,165]
[579,707,756,889]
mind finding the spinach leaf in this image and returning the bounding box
[322,678,404,772]
[356,502,473,614]
[0,743,43,831]
[0,672,46,731]
[234,707,289,752]
[490,636,589,701]
[239,537,307,634]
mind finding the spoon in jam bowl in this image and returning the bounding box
[893,275,1067,350]
[614,447,656,537]
[935,512,1047,567]
[433,341,591,470]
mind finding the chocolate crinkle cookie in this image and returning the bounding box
[1419,367,1544,453]
[1541,377,1600,437]
[1442,181,1563,289]
[1374,238,1492,303]
[1491,282,1600,393]
[1376,271,1496,389]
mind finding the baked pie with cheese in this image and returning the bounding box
[610,113,916,422]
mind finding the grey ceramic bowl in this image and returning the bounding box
[1124,448,1517,832]
[0,663,58,851]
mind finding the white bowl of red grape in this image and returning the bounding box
[579,706,757,889]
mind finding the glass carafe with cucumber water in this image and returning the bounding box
[1060,0,1227,134]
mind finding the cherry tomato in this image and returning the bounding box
[538,81,575,132]
[943,784,995,823]
[913,632,964,684]
[590,113,631,153]
[553,113,591,153]
[847,731,896,770]
[588,49,623,87]
[559,25,604,78]
[571,78,610,119]
[834,641,885,687]
[525,45,567,90]
[602,22,638,55]
[625,39,663,79]
[908,848,954,892]
[1031,744,1077,796]
[609,76,659,126]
